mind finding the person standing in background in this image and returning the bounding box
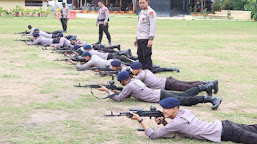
[134,0,156,70]
[60,2,70,33]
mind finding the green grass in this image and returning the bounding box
[0,16,256,144]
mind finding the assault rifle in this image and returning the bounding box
[54,58,86,63]
[39,44,50,50]
[14,30,29,34]
[53,46,72,51]
[51,49,73,54]
[74,81,123,98]
[74,81,123,91]
[169,68,180,73]
[104,106,164,124]
[14,39,33,42]
[77,66,112,72]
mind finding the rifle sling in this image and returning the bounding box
[102,92,120,99]
[142,70,147,82]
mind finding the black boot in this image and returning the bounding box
[198,83,214,96]
[119,49,131,57]
[212,80,219,94]
[204,96,222,110]
[120,56,135,63]
[114,44,120,51]
[129,56,138,60]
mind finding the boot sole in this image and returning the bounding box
[213,80,219,94]
[212,98,222,110]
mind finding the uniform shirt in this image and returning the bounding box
[135,70,166,89]
[54,37,72,48]
[109,79,161,102]
[76,55,112,71]
[137,6,156,40]
[77,40,88,47]
[88,49,109,60]
[97,6,109,24]
[110,64,131,72]
[60,7,70,18]
[27,36,53,45]
[145,109,222,143]
[120,64,132,72]
[39,31,53,38]
[27,28,35,36]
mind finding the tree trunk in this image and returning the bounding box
[201,0,204,13]
[132,0,137,13]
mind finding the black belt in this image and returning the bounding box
[98,18,109,22]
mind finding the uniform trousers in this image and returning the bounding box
[221,120,257,144]
[99,23,111,43]
[137,39,152,70]
[60,18,68,31]
[160,89,205,106]
[165,77,205,92]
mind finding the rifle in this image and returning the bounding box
[170,68,180,73]
[54,58,86,63]
[74,81,123,99]
[51,49,73,54]
[38,44,50,50]
[98,71,119,80]
[14,39,33,42]
[77,66,112,72]
[14,30,29,34]
[104,106,164,124]
[53,46,72,51]
[74,81,123,91]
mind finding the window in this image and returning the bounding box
[58,0,63,2]
[25,0,43,6]
[67,0,72,4]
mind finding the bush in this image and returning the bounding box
[212,0,222,13]
[233,0,248,10]
[221,0,234,10]
[0,5,54,17]
[0,6,7,16]
[203,8,208,18]
[244,0,257,21]
[194,5,197,13]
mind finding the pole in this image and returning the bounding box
[120,0,122,12]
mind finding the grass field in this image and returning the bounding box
[0,15,256,144]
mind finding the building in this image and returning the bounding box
[0,0,50,10]
[136,0,213,17]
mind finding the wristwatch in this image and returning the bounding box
[138,119,143,123]
[149,37,154,40]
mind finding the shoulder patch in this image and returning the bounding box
[150,12,154,18]
[105,9,108,13]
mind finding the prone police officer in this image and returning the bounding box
[60,2,70,33]
[96,1,112,45]
[134,0,156,70]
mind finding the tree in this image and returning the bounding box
[132,0,137,13]
[201,0,204,13]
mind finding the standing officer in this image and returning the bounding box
[96,1,112,45]
[134,0,156,70]
[60,2,70,33]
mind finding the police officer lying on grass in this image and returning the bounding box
[110,60,180,74]
[130,62,218,95]
[128,97,257,144]
[96,71,222,110]
[67,51,113,71]
[83,45,134,63]
[25,33,59,46]
[50,33,73,48]
[25,25,62,36]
